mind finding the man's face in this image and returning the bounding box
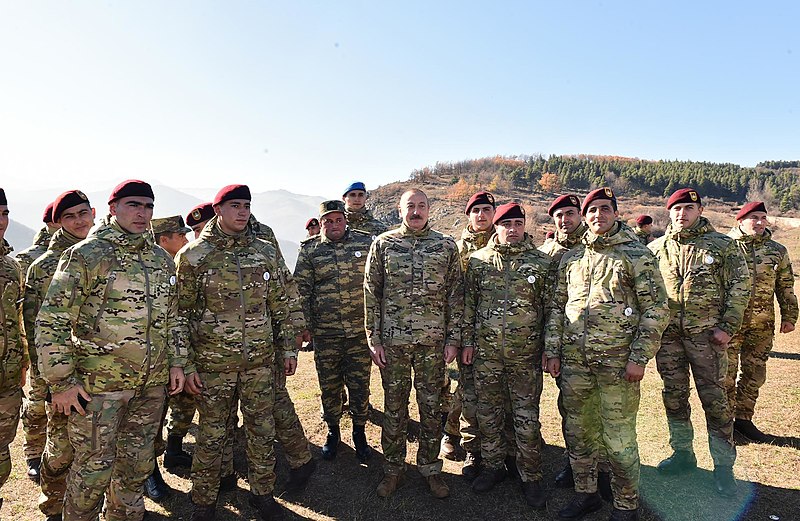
[640,223,653,234]
[321,212,347,241]
[215,199,251,234]
[344,190,367,211]
[159,232,189,257]
[496,218,525,244]
[669,203,703,231]
[0,205,8,241]
[739,211,768,236]
[192,221,209,239]
[552,206,581,235]
[584,201,618,235]
[307,223,320,236]
[110,196,154,234]
[58,203,95,239]
[398,192,429,231]
[468,204,495,233]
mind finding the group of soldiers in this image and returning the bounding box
[0,179,796,521]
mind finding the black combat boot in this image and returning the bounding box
[144,461,172,502]
[472,466,507,493]
[734,419,771,443]
[656,451,697,475]
[558,492,603,519]
[286,458,317,493]
[353,425,371,462]
[609,507,640,521]
[713,466,737,498]
[27,457,42,483]
[555,462,574,488]
[521,480,547,508]
[321,424,340,460]
[248,493,284,520]
[164,434,193,468]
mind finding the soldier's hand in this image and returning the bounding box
[546,357,561,378]
[710,327,731,348]
[780,322,795,334]
[185,372,204,395]
[169,367,186,395]
[284,357,297,376]
[20,365,28,388]
[624,361,645,382]
[541,352,548,372]
[461,346,474,365]
[53,385,91,416]
[444,345,458,364]
[370,344,387,369]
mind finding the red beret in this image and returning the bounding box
[43,202,55,223]
[108,180,154,204]
[305,218,320,229]
[581,187,617,215]
[545,230,555,240]
[636,215,653,226]
[213,184,251,206]
[548,194,581,216]
[53,190,91,222]
[736,201,767,220]
[666,188,701,209]
[465,191,496,215]
[186,202,215,227]
[493,202,525,224]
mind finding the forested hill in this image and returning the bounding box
[408,156,800,212]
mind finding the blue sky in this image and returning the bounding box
[1,1,797,199]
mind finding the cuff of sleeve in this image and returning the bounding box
[49,376,81,395]
[628,353,649,367]
[284,350,298,359]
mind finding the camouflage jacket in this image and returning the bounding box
[15,226,51,275]
[649,217,751,337]
[728,227,798,328]
[464,235,551,361]
[538,222,589,262]
[1,240,29,394]
[294,229,372,339]
[456,225,494,270]
[633,227,650,245]
[345,207,388,237]
[23,228,83,372]
[36,220,187,395]
[175,216,291,373]
[545,222,669,368]
[365,222,464,348]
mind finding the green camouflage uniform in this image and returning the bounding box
[23,228,83,516]
[649,217,750,468]
[176,216,291,505]
[633,227,650,245]
[364,222,464,477]
[36,219,188,521]
[294,228,373,428]
[464,234,551,481]
[726,227,798,420]
[546,222,669,511]
[0,240,29,491]
[14,226,51,275]
[345,207,387,237]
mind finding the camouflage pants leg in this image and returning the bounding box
[167,391,197,438]
[562,363,641,511]
[22,366,48,460]
[726,324,773,421]
[220,389,238,479]
[65,386,167,521]
[274,355,311,469]
[380,344,445,477]
[657,331,735,467]
[39,404,73,516]
[458,359,481,452]
[0,387,22,489]
[314,336,371,428]
[441,362,461,438]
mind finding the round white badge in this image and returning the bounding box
[355,251,362,258]
[624,307,633,317]
[527,275,536,284]
[372,235,377,241]
[704,255,715,265]
[169,275,176,286]
[263,272,271,281]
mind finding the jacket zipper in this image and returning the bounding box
[235,253,249,361]
[502,258,509,352]
[139,252,153,387]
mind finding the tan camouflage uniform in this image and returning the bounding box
[364,222,464,477]
[633,227,650,245]
[14,226,51,275]
[546,222,669,511]
[345,207,387,237]
[649,216,751,467]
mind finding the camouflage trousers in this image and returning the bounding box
[154,391,196,456]
[562,362,641,511]
[656,330,736,467]
[65,385,166,521]
[192,367,276,506]
[726,322,773,421]
[313,335,371,427]
[474,353,543,482]
[22,366,48,460]
[380,344,445,477]
[39,404,73,516]
[0,387,22,489]
[441,358,481,453]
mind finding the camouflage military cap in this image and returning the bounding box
[319,200,346,218]
[151,215,192,234]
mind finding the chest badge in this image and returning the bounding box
[263,272,271,281]
[624,307,633,317]
[169,275,176,286]
[704,255,715,265]
[355,251,362,258]
[527,275,536,284]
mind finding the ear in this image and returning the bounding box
[91,207,97,219]
[109,202,118,216]
[213,204,222,217]
[698,206,704,215]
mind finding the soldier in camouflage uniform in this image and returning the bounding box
[15,201,60,275]
[343,181,388,237]
[726,202,798,442]
[632,215,653,245]
[546,188,669,521]
[24,190,95,520]
[304,217,320,238]
[649,188,751,498]
[36,180,189,521]
[178,185,293,521]
[294,200,373,463]
[186,202,215,239]
[365,188,463,499]
[0,188,31,514]
[462,203,551,507]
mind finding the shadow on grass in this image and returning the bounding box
[769,351,800,360]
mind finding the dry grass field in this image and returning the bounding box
[3,218,799,520]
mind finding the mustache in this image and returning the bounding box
[410,215,423,220]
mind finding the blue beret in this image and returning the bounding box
[343,181,367,196]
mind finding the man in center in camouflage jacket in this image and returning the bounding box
[365,188,463,499]
[462,202,551,508]
[343,181,387,237]
[725,202,797,442]
[649,188,751,498]
[36,180,189,521]
[24,189,95,520]
[178,185,293,521]
[546,188,669,521]
[294,200,373,463]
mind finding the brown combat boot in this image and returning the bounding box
[427,474,450,498]
[376,473,403,498]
